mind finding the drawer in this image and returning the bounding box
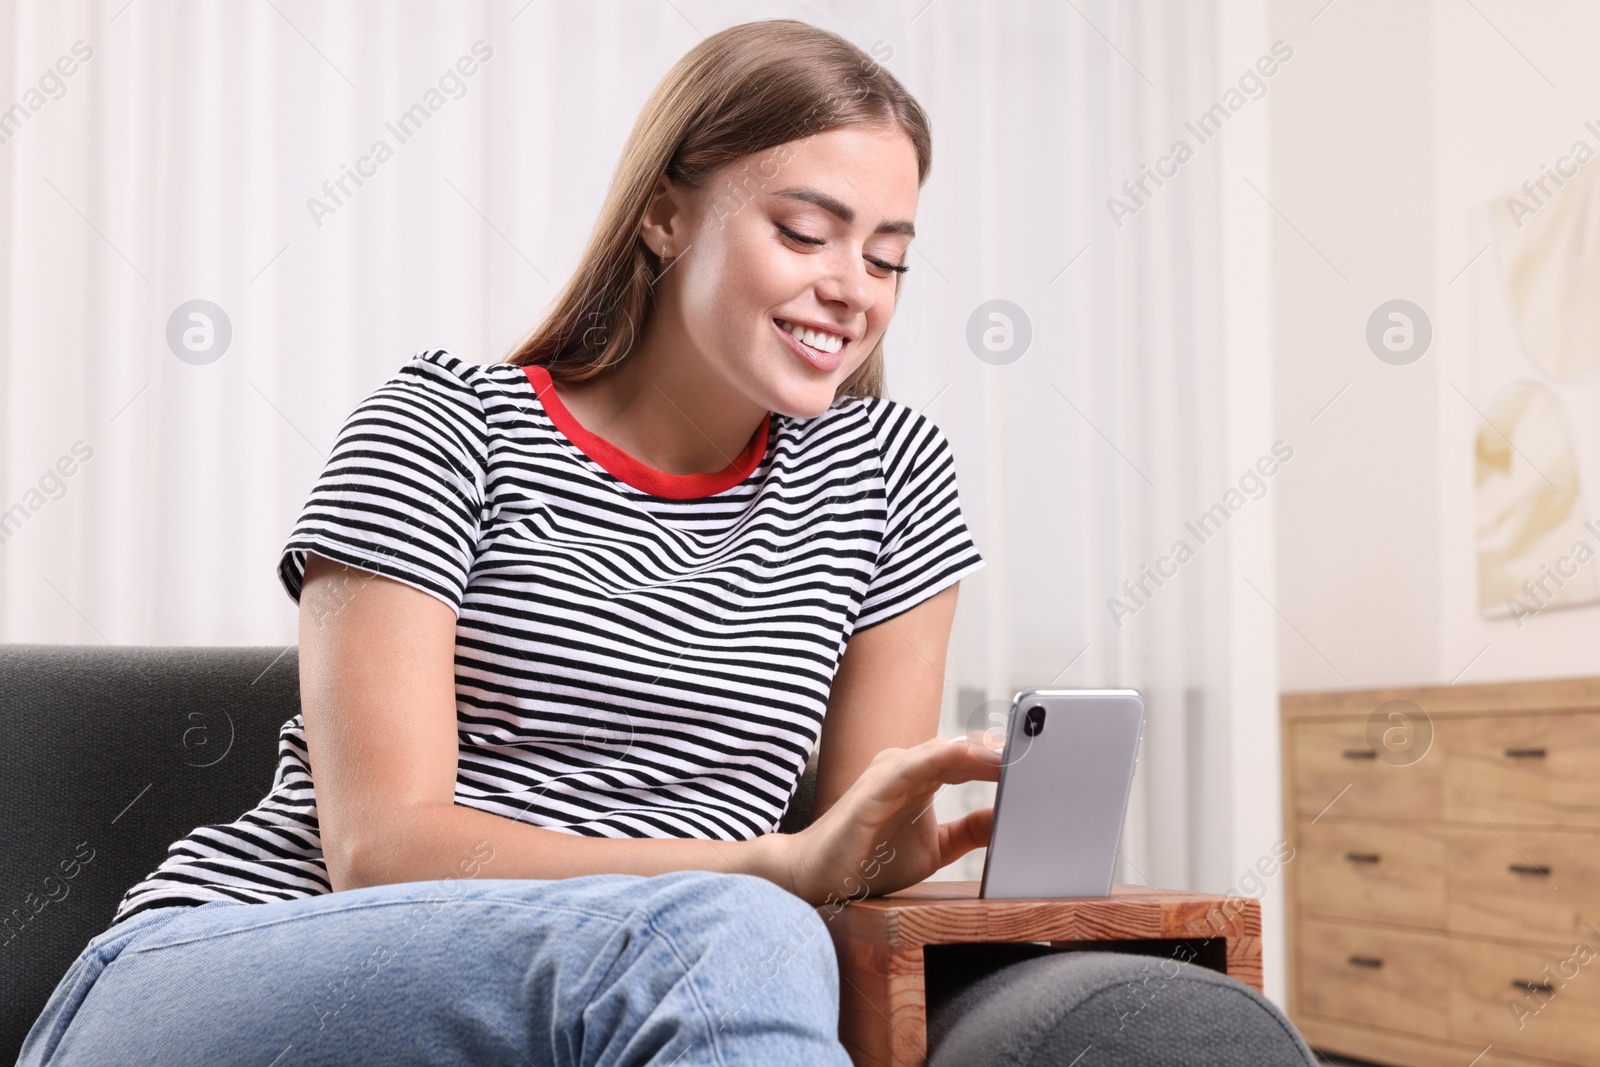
[1297,821,1444,928]
[1451,936,1600,1065]
[1298,919,1450,1038]
[1446,827,1600,942]
[1292,720,1441,821]
[1442,713,1600,826]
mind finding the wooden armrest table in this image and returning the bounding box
[820,881,1264,1067]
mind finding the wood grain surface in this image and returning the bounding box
[821,880,1264,1067]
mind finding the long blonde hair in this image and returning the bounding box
[500,19,932,402]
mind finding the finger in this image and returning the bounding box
[937,806,994,865]
[927,735,1005,780]
[854,738,1002,818]
[926,732,1004,765]
[945,731,1005,753]
[909,738,1003,791]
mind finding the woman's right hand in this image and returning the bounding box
[774,733,1005,907]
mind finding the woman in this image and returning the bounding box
[19,18,998,1065]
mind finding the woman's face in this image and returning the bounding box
[657,124,920,419]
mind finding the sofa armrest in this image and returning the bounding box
[820,880,1270,1067]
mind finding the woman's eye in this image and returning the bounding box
[778,224,911,276]
[776,224,824,246]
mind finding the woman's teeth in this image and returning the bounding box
[776,319,845,355]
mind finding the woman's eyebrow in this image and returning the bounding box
[771,187,915,238]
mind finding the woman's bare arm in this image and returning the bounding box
[810,583,960,823]
[297,551,786,895]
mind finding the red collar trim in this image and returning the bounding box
[521,363,769,499]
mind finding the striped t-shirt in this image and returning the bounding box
[108,348,985,928]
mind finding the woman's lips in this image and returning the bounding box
[773,318,846,372]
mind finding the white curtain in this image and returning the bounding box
[1,0,1284,999]
[894,0,1283,995]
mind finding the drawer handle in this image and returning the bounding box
[1341,750,1377,761]
[1509,864,1552,877]
[1344,852,1382,865]
[1347,956,1384,969]
[1504,747,1547,759]
[1512,979,1555,995]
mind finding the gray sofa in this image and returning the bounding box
[0,644,1318,1065]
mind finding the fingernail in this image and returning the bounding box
[947,735,968,745]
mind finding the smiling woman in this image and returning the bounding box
[533,120,922,468]
[502,24,929,443]
[17,18,993,1067]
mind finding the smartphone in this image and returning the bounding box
[978,688,1145,899]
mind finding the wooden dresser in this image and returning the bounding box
[1282,677,1600,1067]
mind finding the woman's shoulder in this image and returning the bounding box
[776,391,958,494]
[344,349,550,466]
[791,390,935,438]
[818,391,956,466]
[386,347,528,394]
[372,348,555,424]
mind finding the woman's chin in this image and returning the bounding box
[760,356,867,418]
[767,379,844,420]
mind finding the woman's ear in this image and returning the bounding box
[638,174,689,259]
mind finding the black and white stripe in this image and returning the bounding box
[109,348,984,928]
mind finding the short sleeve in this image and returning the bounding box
[852,402,986,634]
[277,349,489,617]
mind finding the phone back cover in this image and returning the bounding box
[979,690,1144,899]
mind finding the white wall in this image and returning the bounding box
[1270,0,1441,692]
[1271,0,1600,692]
[1432,0,1600,685]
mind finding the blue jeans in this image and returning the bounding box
[17,870,855,1066]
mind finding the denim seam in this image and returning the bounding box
[636,912,731,1067]
[120,896,634,957]
[88,906,194,964]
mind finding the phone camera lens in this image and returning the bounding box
[1023,705,1046,737]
